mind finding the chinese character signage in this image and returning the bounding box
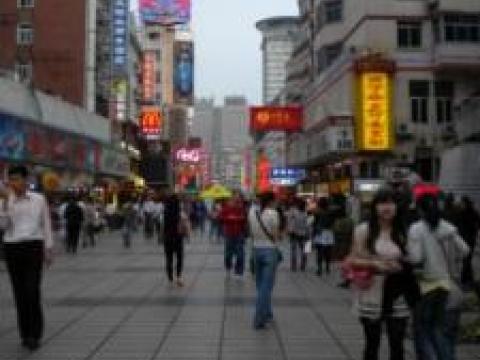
[140,0,191,25]
[140,106,162,138]
[356,72,394,151]
[250,106,303,133]
[111,0,129,75]
[142,51,156,102]
[270,168,306,186]
[173,41,194,106]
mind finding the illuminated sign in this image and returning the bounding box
[140,107,162,137]
[270,168,306,186]
[111,0,128,74]
[250,106,303,132]
[356,72,393,151]
[174,148,204,163]
[140,0,191,25]
[142,51,156,102]
[174,41,194,106]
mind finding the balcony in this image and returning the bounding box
[434,42,480,70]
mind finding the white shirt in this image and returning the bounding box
[142,200,156,215]
[1,191,54,249]
[248,207,280,248]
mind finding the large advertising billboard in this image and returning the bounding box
[250,106,303,133]
[355,72,394,151]
[140,0,191,25]
[173,41,194,106]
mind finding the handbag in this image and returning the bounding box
[303,239,312,254]
[255,211,283,264]
[340,257,375,290]
[438,237,465,309]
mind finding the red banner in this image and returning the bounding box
[140,106,162,136]
[250,106,303,132]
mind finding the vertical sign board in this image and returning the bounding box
[356,72,394,151]
[142,51,156,102]
[173,41,194,106]
[110,0,129,123]
[140,106,162,139]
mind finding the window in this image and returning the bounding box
[409,80,429,124]
[398,21,422,48]
[18,0,34,8]
[444,14,480,43]
[324,0,343,24]
[316,42,343,74]
[17,23,33,45]
[435,81,454,124]
[15,63,32,81]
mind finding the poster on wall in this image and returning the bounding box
[26,125,48,163]
[140,0,191,25]
[0,117,25,161]
[173,41,194,106]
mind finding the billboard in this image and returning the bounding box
[142,51,156,102]
[250,106,303,132]
[174,147,204,163]
[140,0,191,25]
[140,106,162,138]
[111,0,129,75]
[355,72,394,151]
[173,41,194,106]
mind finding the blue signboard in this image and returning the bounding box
[270,168,306,186]
[0,114,25,161]
[173,41,194,106]
[111,0,129,74]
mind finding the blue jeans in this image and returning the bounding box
[225,236,245,275]
[253,247,278,328]
[413,289,451,360]
[444,308,461,360]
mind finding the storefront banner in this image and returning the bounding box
[0,117,25,161]
[50,133,70,166]
[26,125,49,163]
[250,106,303,133]
[173,41,194,106]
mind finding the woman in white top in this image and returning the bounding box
[248,191,281,330]
[348,189,412,360]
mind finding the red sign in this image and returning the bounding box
[250,106,303,132]
[142,51,156,102]
[140,107,162,136]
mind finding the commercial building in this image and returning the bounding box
[256,16,300,104]
[285,0,480,196]
[0,0,97,111]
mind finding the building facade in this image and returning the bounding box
[286,0,480,194]
[0,0,96,111]
[256,16,300,104]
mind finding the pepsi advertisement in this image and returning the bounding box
[173,41,194,106]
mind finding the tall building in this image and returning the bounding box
[220,96,250,149]
[191,98,216,154]
[286,0,480,192]
[0,0,97,111]
[256,16,299,104]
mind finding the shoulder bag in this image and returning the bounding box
[255,211,283,264]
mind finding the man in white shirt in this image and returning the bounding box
[0,165,54,351]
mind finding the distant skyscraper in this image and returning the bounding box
[256,17,299,104]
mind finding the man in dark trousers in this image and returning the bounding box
[0,165,54,351]
[64,197,84,254]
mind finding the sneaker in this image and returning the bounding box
[22,338,40,351]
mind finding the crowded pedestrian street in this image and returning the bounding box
[0,232,478,360]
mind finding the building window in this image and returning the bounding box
[444,14,480,43]
[18,0,34,8]
[15,62,32,81]
[409,80,429,124]
[324,0,343,24]
[316,42,343,74]
[17,23,33,45]
[398,21,422,48]
[435,81,454,124]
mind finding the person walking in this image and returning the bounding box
[248,192,282,330]
[0,165,54,351]
[408,194,470,360]
[289,198,309,272]
[142,192,156,241]
[313,198,335,276]
[82,197,97,248]
[121,196,137,249]
[347,188,413,360]
[64,197,83,255]
[457,196,480,287]
[163,194,188,287]
[219,191,248,278]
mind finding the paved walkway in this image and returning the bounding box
[0,231,478,360]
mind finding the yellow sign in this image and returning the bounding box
[356,72,393,151]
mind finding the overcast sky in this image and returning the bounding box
[132,1,298,105]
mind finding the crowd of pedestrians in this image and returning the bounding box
[0,163,479,359]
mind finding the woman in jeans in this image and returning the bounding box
[408,194,469,360]
[348,189,411,360]
[248,192,281,330]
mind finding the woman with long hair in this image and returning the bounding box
[347,188,412,360]
[408,194,469,360]
[248,192,282,330]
